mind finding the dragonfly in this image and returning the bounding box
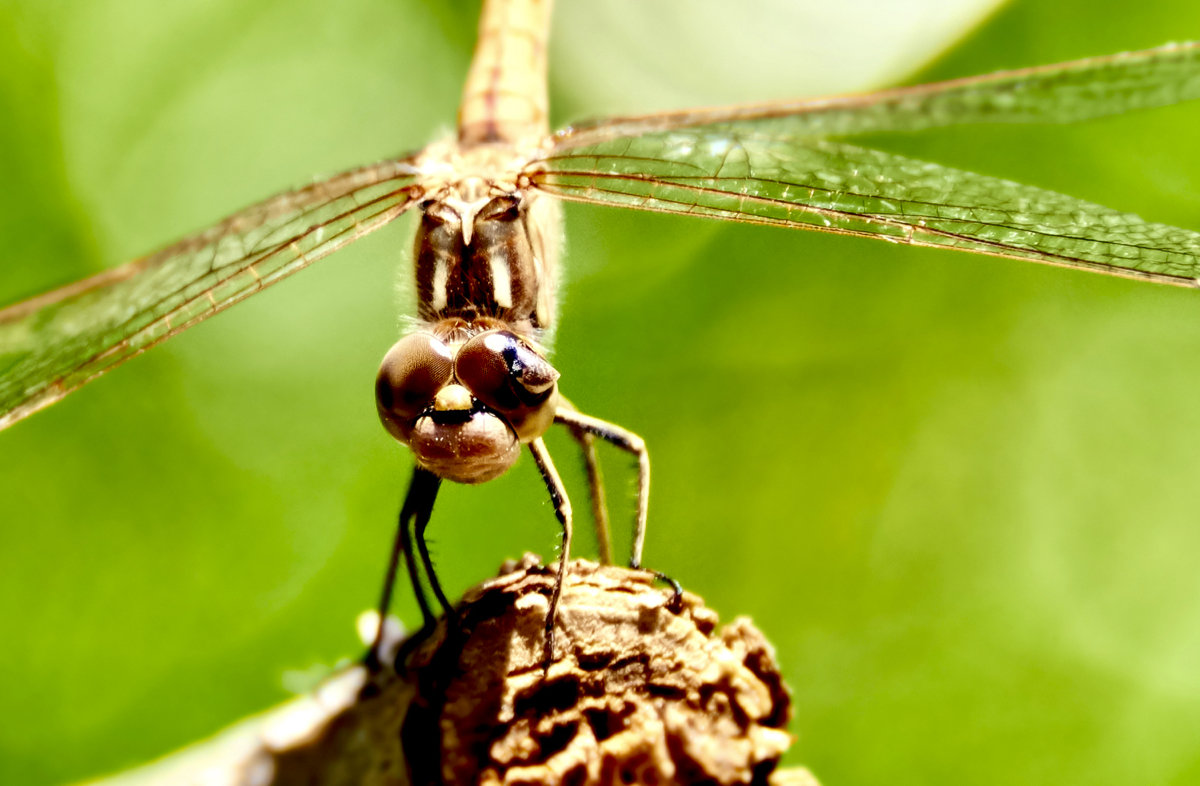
[3,0,1200,668]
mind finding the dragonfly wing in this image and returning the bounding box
[554,42,1200,145]
[529,127,1200,287]
[534,43,1200,285]
[0,156,423,431]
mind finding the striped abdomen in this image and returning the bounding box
[458,0,553,145]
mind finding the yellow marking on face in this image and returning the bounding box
[434,384,473,412]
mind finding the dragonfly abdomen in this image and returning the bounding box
[458,0,552,145]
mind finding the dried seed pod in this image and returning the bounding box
[121,559,814,786]
[396,557,799,786]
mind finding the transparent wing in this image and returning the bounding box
[553,42,1200,145]
[529,132,1200,286]
[530,43,1200,287]
[0,156,423,430]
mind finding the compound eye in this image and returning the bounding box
[376,333,454,440]
[456,331,558,413]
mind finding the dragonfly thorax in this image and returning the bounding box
[414,190,559,336]
[375,319,560,484]
[412,141,561,338]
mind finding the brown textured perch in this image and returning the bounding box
[397,556,798,786]
[91,557,816,786]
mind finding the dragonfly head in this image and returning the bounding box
[376,324,559,484]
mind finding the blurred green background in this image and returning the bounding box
[3,0,1200,784]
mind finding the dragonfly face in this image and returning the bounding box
[376,323,560,484]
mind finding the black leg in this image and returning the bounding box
[528,438,573,670]
[649,570,684,613]
[365,466,441,671]
[400,469,441,630]
[416,498,456,623]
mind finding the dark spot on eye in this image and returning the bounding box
[500,341,524,372]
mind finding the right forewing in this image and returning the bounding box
[0,155,423,431]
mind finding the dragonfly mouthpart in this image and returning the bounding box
[410,401,519,485]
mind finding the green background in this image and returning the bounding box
[2,1,1200,784]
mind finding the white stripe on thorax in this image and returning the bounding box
[490,256,513,309]
[431,256,449,312]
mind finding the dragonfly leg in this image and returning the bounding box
[554,409,649,569]
[529,437,573,669]
[649,570,684,613]
[365,466,441,672]
[415,495,457,625]
[562,423,613,565]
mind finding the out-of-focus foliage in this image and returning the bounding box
[1,1,1199,784]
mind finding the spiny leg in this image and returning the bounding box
[415,495,456,624]
[528,437,573,668]
[563,424,613,565]
[554,410,679,608]
[365,466,441,671]
[554,409,649,569]
[399,471,440,631]
[392,492,445,672]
